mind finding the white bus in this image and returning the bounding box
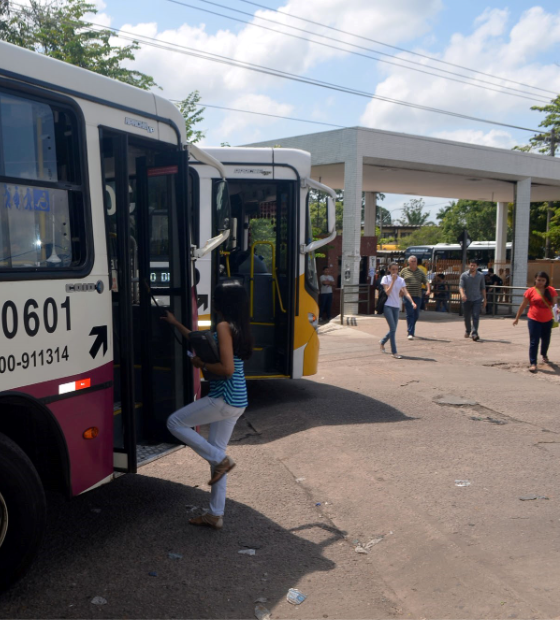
[188,147,336,379]
[404,241,512,270]
[0,40,228,589]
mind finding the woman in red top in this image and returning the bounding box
[513,271,558,373]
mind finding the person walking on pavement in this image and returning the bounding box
[513,271,558,373]
[459,260,487,341]
[319,266,335,323]
[400,255,430,340]
[485,268,503,315]
[380,262,417,359]
[162,281,253,530]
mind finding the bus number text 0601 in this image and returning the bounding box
[1,297,72,340]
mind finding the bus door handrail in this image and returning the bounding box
[250,241,287,319]
[220,250,232,277]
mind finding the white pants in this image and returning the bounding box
[166,395,245,517]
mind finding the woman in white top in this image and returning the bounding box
[380,262,417,359]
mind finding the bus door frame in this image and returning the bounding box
[135,152,194,439]
[101,128,193,473]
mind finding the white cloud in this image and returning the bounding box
[212,94,294,141]
[108,0,444,104]
[359,7,560,137]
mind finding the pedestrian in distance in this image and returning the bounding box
[379,262,417,359]
[513,271,558,373]
[459,260,487,341]
[433,273,450,312]
[400,255,430,339]
[162,280,253,530]
[319,266,335,323]
[485,267,502,315]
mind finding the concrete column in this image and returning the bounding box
[363,191,377,237]
[495,202,508,266]
[512,178,531,306]
[342,155,363,314]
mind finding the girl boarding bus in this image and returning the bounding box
[0,40,229,589]
[188,147,336,379]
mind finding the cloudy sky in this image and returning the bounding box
[89,0,560,218]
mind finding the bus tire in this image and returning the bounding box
[0,432,46,592]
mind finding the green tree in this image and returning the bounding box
[514,96,560,256]
[398,198,433,226]
[376,206,391,226]
[1,0,157,90]
[398,226,443,250]
[437,200,499,242]
[514,95,560,155]
[176,91,205,144]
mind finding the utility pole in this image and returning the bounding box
[545,129,556,258]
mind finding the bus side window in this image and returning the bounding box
[0,89,87,274]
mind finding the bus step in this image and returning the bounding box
[244,346,276,374]
[136,443,184,467]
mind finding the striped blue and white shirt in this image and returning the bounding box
[208,332,248,408]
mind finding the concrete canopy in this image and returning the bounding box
[249,126,560,293]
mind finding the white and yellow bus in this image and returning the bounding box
[187,148,336,379]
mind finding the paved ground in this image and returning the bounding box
[1,310,560,619]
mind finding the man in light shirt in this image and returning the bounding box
[400,256,430,340]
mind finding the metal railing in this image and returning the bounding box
[426,285,560,316]
[340,284,370,325]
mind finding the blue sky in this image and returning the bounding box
[92,0,560,218]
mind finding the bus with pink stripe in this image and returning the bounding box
[0,40,230,590]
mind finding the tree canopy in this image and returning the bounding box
[0,0,157,90]
[1,0,207,141]
[436,200,499,243]
[176,91,205,144]
[397,198,433,226]
[398,226,443,250]
[514,95,560,156]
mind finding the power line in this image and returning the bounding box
[235,0,559,98]
[183,0,553,103]
[90,24,543,133]
[175,101,346,129]
[165,0,551,104]
[5,2,542,134]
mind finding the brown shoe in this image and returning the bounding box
[189,513,223,530]
[529,364,537,373]
[208,456,235,486]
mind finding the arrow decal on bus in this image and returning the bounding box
[89,326,108,359]
[197,295,209,311]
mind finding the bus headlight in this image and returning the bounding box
[308,312,318,329]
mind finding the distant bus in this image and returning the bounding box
[405,242,512,269]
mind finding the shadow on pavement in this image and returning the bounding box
[538,361,560,376]
[244,379,416,443]
[0,475,336,620]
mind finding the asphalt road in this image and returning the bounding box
[1,310,560,619]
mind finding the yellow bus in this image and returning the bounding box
[189,147,336,379]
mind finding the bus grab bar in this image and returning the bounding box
[250,241,286,319]
[186,143,227,179]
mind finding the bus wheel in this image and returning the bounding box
[0,432,46,592]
